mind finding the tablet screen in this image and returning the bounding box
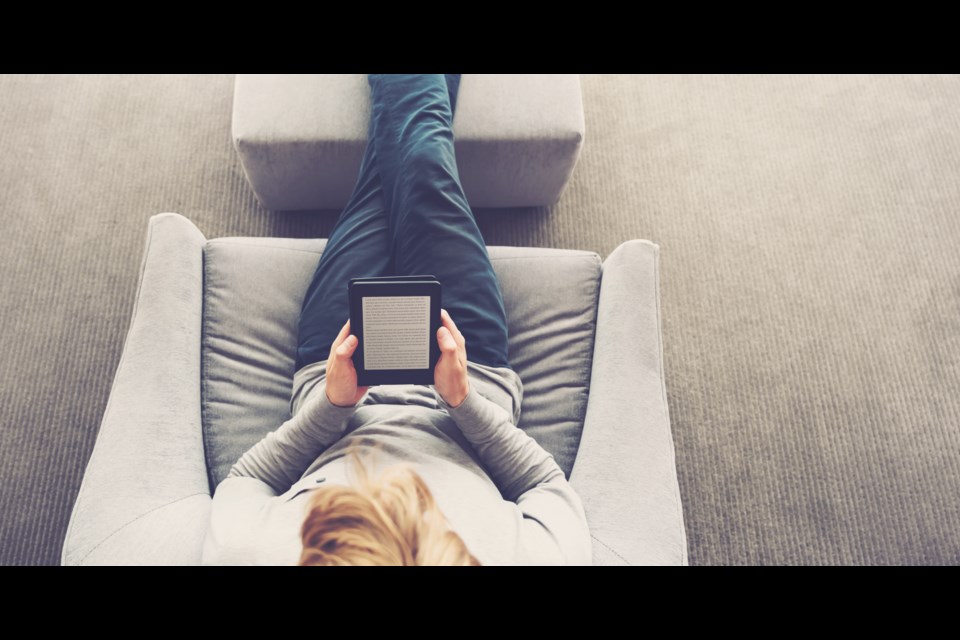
[361,295,431,370]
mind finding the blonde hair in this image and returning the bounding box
[299,451,480,566]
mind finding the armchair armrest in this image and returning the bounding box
[61,213,211,565]
[570,240,688,565]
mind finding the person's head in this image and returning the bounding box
[299,452,480,566]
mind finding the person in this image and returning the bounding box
[201,74,592,566]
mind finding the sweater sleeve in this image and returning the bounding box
[435,385,593,565]
[225,386,358,494]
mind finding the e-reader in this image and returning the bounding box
[348,275,442,386]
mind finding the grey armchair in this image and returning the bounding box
[62,213,687,565]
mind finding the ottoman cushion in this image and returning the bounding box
[232,74,584,210]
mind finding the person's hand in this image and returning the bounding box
[325,319,369,408]
[434,308,470,408]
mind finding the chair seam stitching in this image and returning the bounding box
[591,535,632,566]
[77,492,209,565]
[63,216,158,563]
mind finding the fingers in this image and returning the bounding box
[437,326,458,355]
[330,319,359,360]
[440,308,465,347]
[435,319,470,407]
[440,308,455,331]
[332,319,351,347]
[335,334,359,359]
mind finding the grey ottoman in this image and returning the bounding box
[232,74,585,211]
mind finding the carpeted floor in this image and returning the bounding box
[1,74,958,565]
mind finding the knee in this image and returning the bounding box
[401,135,454,182]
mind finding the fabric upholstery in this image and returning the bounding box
[200,238,324,492]
[571,240,688,565]
[202,238,602,487]
[61,213,211,566]
[63,213,686,565]
[232,74,584,210]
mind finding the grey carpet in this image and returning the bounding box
[1,74,958,565]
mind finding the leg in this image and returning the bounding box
[295,135,392,372]
[368,74,512,370]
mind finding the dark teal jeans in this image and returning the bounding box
[295,74,512,373]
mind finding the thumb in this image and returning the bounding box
[336,335,358,358]
[437,327,457,353]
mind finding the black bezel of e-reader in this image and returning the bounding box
[348,275,441,386]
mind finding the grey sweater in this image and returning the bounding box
[201,359,592,566]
